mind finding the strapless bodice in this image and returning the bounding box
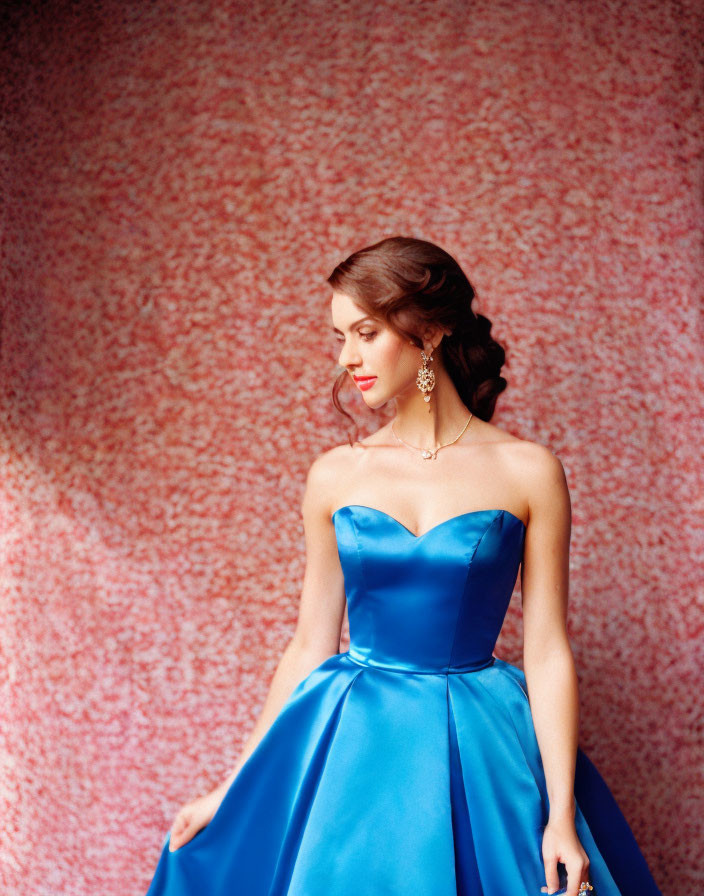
[332,504,526,674]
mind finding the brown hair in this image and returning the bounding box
[326,236,508,444]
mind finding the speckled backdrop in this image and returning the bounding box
[1,1,701,893]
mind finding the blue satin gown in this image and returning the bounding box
[145,505,663,895]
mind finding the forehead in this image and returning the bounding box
[330,290,376,331]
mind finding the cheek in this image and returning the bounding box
[376,334,416,374]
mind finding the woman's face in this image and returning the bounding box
[331,290,424,409]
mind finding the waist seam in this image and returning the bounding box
[342,650,495,675]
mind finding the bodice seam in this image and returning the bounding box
[446,511,503,673]
[347,510,371,607]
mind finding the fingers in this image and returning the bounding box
[543,855,561,895]
[169,826,192,852]
[566,856,590,896]
[541,820,591,895]
[168,811,192,852]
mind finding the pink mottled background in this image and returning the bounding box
[1,1,702,893]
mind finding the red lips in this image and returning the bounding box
[353,375,377,391]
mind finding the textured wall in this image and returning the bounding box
[1,1,702,893]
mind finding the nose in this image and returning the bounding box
[337,340,361,370]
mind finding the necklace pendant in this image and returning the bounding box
[390,412,473,460]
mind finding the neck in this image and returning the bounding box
[392,362,472,448]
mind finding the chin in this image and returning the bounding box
[365,395,394,411]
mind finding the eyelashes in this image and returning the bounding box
[334,331,377,345]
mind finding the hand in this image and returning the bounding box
[540,815,590,896]
[168,787,223,852]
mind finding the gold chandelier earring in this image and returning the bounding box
[416,349,436,403]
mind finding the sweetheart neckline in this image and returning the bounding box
[331,503,527,539]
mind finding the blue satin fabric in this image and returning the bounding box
[145,505,663,896]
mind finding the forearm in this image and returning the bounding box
[215,637,335,796]
[523,643,580,820]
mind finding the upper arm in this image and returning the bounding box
[291,449,347,657]
[520,444,572,667]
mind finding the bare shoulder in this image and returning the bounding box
[471,420,568,521]
[494,433,570,527]
[306,443,360,485]
[496,432,565,479]
[471,418,552,459]
[302,443,361,518]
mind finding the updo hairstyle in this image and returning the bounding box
[326,236,508,444]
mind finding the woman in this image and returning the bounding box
[145,237,663,896]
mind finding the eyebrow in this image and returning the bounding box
[331,316,376,334]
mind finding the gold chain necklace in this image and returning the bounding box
[391,413,474,460]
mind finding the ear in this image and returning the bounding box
[421,324,448,354]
